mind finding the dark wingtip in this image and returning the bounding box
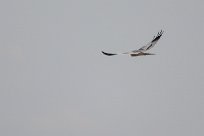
[101,51,117,56]
[152,30,164,42]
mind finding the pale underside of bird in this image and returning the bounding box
[102,30,164,57]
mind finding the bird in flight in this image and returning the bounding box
[102,30,164,57]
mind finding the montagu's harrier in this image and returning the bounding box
[102,30,164,57]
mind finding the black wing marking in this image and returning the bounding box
[102,51,117,56]
[151,30,163,43]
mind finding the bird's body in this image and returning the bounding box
[102,30,163,57]
[130,52,155,57]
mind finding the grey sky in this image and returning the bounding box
[0,0,204,136]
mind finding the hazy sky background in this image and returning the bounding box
[0,0,204,136]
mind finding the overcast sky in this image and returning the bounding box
[0,0,204,136]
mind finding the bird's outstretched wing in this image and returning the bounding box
[102,30,163,56]
[136,30,164,52]
[127,30,164,54]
